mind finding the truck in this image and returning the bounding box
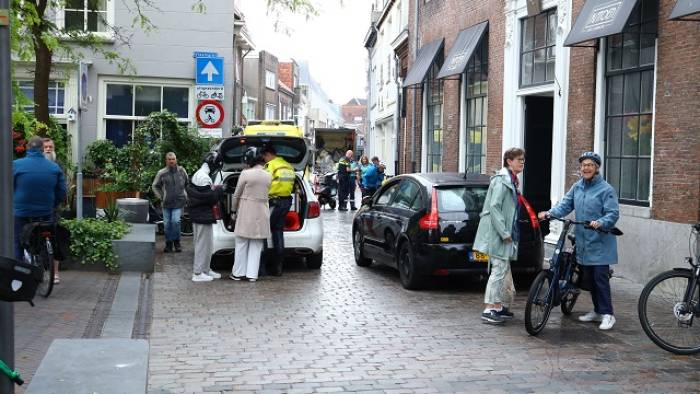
[312,127,357,174]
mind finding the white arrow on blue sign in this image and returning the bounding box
[195,56,224,85]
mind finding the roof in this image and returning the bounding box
[345,98,367,106]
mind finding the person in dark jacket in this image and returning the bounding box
[336,150,354,211]
[13,136,67,261]
[187,157,224,282]
[152,152,189,253]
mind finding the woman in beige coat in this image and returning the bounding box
[229,147,272,282]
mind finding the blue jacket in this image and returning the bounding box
[13,149,67,217]
[549,174,619,266]
[361,164,378,189]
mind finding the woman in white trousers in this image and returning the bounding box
[230,147,272,282]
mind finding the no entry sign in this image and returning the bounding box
[196,100,224,128]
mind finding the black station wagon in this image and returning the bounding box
[352,173,544,289]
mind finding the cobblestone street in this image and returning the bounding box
[149,210,700,393]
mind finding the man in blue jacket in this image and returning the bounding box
[13,136,67,261]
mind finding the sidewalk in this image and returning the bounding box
[13,270,118,391]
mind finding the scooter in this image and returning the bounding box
[314,171,338,209]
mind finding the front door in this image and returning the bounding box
[523,96,553,236]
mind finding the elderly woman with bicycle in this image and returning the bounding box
[538,152,620,330]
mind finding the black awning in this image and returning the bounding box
[564,0,640,46]
[437,21,488,80]
[402,38,444,87]
[669,0,700,20]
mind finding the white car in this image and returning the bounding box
[209,135,324,270]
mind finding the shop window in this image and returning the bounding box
[104,83,190,147]
[60,0,110,33]
[604,0,657,206]
[465,35,488,174]
[426,50,444,173]
[16,80,66,115]
[520,8,557,87]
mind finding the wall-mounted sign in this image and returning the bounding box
[196,85,224,101]
[196,100,224,129]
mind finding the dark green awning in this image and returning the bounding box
[564,0,640,46]
[402,38,444,87]
[669,0,700,20]
[437,21,488,80]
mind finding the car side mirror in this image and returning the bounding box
[361,196,373,207]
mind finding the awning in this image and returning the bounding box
[402,38,444,87]
[669,0,700,20]
[564,0,640,47]
[437,21,488,79]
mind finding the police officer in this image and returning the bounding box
[261,145,295,276]
[336,150,354,211]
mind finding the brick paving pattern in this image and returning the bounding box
[13,270,116,392]
[149,211,700,393]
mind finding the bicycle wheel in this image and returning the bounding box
[638,269,700,354]
[561,290,579,315]
[35,244,55,298]
[525,270,554,336]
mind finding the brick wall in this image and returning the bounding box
[567,0,700,223]
[403,0,504,175]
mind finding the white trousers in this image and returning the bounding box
[232,236,264,279]
[193,223,213,275]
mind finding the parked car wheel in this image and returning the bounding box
[353,228,372,267]
[307,251,323,269]
[398,242,424,290]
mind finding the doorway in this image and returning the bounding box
[523,96,553,235]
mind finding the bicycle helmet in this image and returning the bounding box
[202,151,222,172]
[243,146,262,166]
[578,151,601,166]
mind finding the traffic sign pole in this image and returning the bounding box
[0,0,16,392]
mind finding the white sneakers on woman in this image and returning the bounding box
[579,311,615,330]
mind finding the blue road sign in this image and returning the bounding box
[195,57,224,85]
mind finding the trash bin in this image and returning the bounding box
[116,198,149,223]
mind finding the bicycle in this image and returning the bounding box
[524,216,623,335]
[638,222,700,354]
[20,220,58,298]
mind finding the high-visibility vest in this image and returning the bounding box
[265,156,295,197]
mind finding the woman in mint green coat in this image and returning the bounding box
[473,148,525,324]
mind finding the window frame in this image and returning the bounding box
[425,49,444,173]
[265,70,276,90]
[55,0,115,38]
[603,0,658,207]
[16,80,67,116]
[519,8,557,88]
[464,33,489,175]
[265,103,277,120]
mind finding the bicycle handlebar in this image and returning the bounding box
[545,215,623,236]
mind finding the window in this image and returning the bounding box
[243,98,257,122]
[426,50,444,172]
[465,34,488,174]
[62,0,109,33]
[437,186,488,212]
[375,183,400,206]
[104,83,190,147]
[604,0,657,206]
[520,8,557,87]
[16,80,66,115]
[265,103,277,120]
[390,181,421,210]
[265,70,276,90]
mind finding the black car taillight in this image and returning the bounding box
[419,188,439,230]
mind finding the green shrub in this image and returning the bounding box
[60,218,130,272]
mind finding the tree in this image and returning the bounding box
[10,0,319,127]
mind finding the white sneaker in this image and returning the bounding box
[599,314,616,330]
[207,270,222,279]
[192,273,213,282]
[578,311,602,322]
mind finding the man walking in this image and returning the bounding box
[262,145,295,276]
[336,150,354,211]
[152,152,188,253]
[13,136,66,262]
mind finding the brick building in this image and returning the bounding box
[242,50,282,121]
[387,0,699,282]
[341,98,368,157]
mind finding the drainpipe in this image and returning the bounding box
[366,45,372,159]
[394,53,401,176]
[410,0,419,173]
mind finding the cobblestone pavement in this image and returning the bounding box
[149,210,700,393]
[13,270,116,392]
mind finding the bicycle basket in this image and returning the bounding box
[0,256,41,304]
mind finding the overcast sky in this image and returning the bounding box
[239,0,373,105]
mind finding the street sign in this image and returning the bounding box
[196,100,224,128]
[192,51,219,58]
[195,56,224,85]
[198,128,223,138]
[196,85,224,101]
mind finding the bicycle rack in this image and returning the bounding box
[0,359,23,386]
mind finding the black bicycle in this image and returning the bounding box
[524,216,622,335]
[21,221,58,298]
[638,222,700,354]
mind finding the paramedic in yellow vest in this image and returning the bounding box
[261,144,295,276]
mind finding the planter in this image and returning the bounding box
[95,191,140,209]
[81,176,103,197]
